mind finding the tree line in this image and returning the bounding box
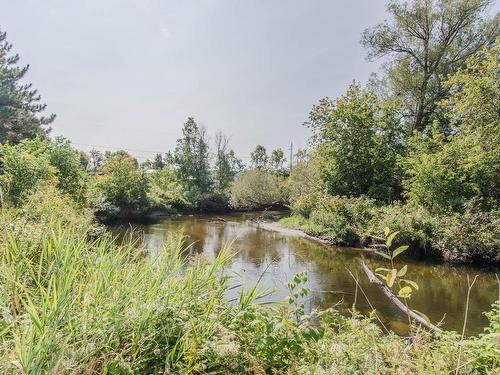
[1,0,499,263]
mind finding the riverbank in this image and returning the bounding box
[2,200,499,373]
[274,205,500,265]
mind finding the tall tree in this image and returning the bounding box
[213,131,242,193]
[269,148,287,174]
[169,117,212,193]
[152,153,164,170]
[306,82,403,200]
[89,149,105,175]
[0,28,55,143]
[362,0,499,131]
[250,145,268,170]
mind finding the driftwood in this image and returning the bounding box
[360,261,441,332]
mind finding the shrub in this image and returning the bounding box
[45,137,89,203]
[94,153,150,217]
[0,138,55,206]
[229,169,287,210]
[401,124,500,213]
[433,199,500,263]
[147,167,191,211]
[308,195,376,245]
[368,202,437,254]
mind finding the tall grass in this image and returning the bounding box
[0,193,498,373]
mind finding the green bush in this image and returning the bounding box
[368,202,437,254]
[45,137,88,203]
[0,138,89,207]
[0,138,55,206]
[147,167,191,211]
[308,195,376,245]
[284,195,377,245]
[229,169,287,210]
[433,200,500,263]
[94,153,150,217]
[401,124,500,213]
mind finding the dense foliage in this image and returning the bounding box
[0,190,498,373]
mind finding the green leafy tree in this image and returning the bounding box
[401,43,500,212]
[269,148,287,175]
[306,82,402,200]
[0,28,55,143]
[96,152,149,216]
[362,0,499,131]
[0,138,88,205]
[46,137,88,202]
[169,117,212,195]
[0,138,55,205]
[89,149,105,175]
[213,131,242,193]
[152,153,164,170]
[148,167,190,210]
[250,145,268,170]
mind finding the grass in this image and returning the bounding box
[0,195,499,373]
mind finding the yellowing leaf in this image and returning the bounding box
[397,265,407,277]
[403,279,419,290]
[392,245,409,259]
[384,227,391,236]
[386,231,400,248]
[398,286,412,298]
[375,267,392,273]
[386,269,397,288]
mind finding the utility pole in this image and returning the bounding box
[289,142,293,173]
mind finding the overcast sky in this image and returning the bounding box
[2,0,395,161]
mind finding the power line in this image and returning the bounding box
[70,141,290,161]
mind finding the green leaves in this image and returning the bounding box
[385,231,400,248]
[397,265,407,277]
[392,245,409,259]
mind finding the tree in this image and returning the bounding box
[269,148,287,174]
[0,28,55,143]
[401,43,500,212]
[46,137,88,202]
[306,82,402,200]
[250,145,268,170]
[97,153,149,216]
[213,131,242,193]
[362,0,499,131]
[0,137,88,205]
[152,153,164,170]
[169,117,212,194]
[89,149,105,175]
[0,138,54,205]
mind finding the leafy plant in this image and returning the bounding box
[372,227,418,300]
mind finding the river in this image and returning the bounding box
[110,211,499,336]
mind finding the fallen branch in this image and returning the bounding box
[360,261,441,333]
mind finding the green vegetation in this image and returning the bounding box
[0,1,499,372]
[281,31,500,264]
[0,188,499,373]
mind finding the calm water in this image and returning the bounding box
[111,212,499,335]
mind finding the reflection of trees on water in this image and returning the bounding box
[110,216,498,336]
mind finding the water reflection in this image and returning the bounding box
[110,212,498,335]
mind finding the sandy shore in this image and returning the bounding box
[256,221,375,253]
